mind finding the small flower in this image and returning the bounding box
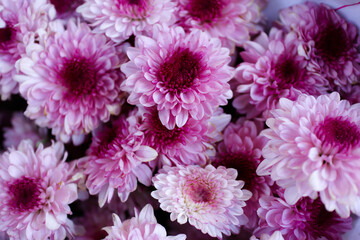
[0,140,78,239]
[254,191,352,240]
[211,118,272,229]
[79,109,158,207]
[121,25,233,129]
[257,92,360,218]
[103,204,186,240]
[140,107,230,167]
[77,0,176,43]
[277,2,360,88]
[0,0,55,100]
[151,165,252,238]
[174,0,267,51]
[15,19,124,144]
[233,28,327,118]
[3,112,48,148]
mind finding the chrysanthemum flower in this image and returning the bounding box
[79,109,158,207]
[76,0,176,43]
[15,19,125,144]
[103,204,186,240]
[212,118,271,229]
[151,165,252,238]
[277,2,360,87]
[140,107,230,167]
[233,28,327,118]
[0,0,55,100]
[0,140,79,239]
[257,92,360,218]
[3,112,48,148]
[174,0,267,51]
[121,25,233,129]
[254,192,352,240]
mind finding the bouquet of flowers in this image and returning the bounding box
[0,0,360,239]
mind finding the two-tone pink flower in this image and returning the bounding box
[121,24,233,129]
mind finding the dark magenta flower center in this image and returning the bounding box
[8,177,43,212]
[315,25,349,62]
[271,55,306,90]
[60,56,97,97]
[213,152,257,190]
[50,0,84,15]
[0,26,12,44]
[295,197,350,239]
[0,23,15,50]
[143,111,187,150]
[91,118,129,158]
[157,48,202,94]
[127,0,142,5]
[185,180,213,203]
[314,116,360,152]
[187,0,224,23]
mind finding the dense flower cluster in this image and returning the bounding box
[1,0,360,239]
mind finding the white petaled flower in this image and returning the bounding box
[152,165,252,238]
[15,19,124,144]
[77,0,176,43]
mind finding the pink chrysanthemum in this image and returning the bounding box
[121,25,233,129]
[76,0,176,43]
[103,204,186,240]
[3,112,48,148]
[0,0,55,100]
[257,92,360,218]
[175,0,267,51]
[140,107,230,167]
[254,192,352,240]
[233,28,327,118]
[277,2,360,87]
[15,19,125,144]
[151,165,252,238]
[212,118,271,229]
[79,109,158,207]
[0,140,79,239]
